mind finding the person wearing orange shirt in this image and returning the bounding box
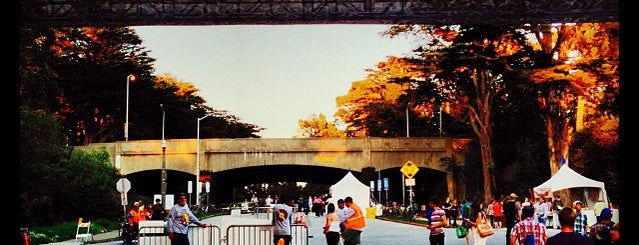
[126,201,143,236]
[341,196,366,245]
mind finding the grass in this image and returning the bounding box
[25,211,224,245]
[377,214,429,227]
[25,212,418,244]
[28,219,121,245]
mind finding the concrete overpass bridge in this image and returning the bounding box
[77,137,470,204]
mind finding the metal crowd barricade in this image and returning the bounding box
[253,206,273,220]
[138,221,169,245]
[225,224,308,245]
[137,221,307,245]
[137,223,222,245]
[190,225,223,245]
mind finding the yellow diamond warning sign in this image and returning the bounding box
[400,160,419,178]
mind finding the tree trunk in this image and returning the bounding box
[465,69,495,204]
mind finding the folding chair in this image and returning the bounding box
[75,220,93,242]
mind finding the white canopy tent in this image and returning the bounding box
[329,171,371,209]
[533,164,617,224]
[533,164,609,207]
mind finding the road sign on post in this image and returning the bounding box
[400,160,419,178]
[116,178,131,193]
[116,178,131,219]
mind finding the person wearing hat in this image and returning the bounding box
[572,200,589,237]
[126,201,143,234]
[504,193,520,245]
[128,201,142,223]
[589,208,615,244]
[546,207,592,245]
[593,198,606,223]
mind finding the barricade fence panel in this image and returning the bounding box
[226,224,308,245]
[136,223,306,245]
[137,225,222,245]
[190,225,222,245]
[138,226,170,245]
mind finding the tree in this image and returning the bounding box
[19,27,265,144]
[335,56,426,137]
[297,113,345,137]
[525,22,619,174]
[385,25,537,202]
[19,108,121,226]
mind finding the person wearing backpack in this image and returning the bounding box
[510,205,548,245]
[461,198,475,245]
[546,207,593,245]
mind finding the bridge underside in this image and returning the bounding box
[127,165,448,205]
[21,0,618,27]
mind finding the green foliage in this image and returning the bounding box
[28,218,121,245]
[19,108,68,226]
[19,110,122,227]
[19,27,263,146]
[571,120,620,204]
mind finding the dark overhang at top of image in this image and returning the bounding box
[21,0,619,27]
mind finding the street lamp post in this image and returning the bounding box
[125,74,135,141]
[196,113,215,206]
[160,104,167,205]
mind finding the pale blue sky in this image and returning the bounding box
[133,25,415,138]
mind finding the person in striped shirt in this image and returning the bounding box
[426,197,448,245]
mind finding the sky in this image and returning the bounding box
[133,25,415,138]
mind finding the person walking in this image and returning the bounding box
[593,199,606,223]
[546,207,593,245]
[342,196,366,245]
[314,196,325,217]
[551,196,564,229]
[425,197,448,245]
[335,198,351,245]
[510,205,548,245]
[504,193,521,245]
[167,193,208,245]
[572,200,589,237]
[589,208,615,245]
[126,201,143,235]
[450,199,460,227]
[492,199,504,229]
[536,197,549,227]
[464,197,488,245]
[323,203,342,245]
[265,195,274,206]
[443,197,453,227]
[487,199,495,228]
[463,204,491,245]
[272,194,295,245]
[151,198,166,220]
[461,198,475,245]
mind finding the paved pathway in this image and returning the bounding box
[49,215,560,245]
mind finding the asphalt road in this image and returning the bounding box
[54,215,560,245]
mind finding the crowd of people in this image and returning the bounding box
[124,191,620,245]
[268,193,366,245]
[422,192,620,245]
